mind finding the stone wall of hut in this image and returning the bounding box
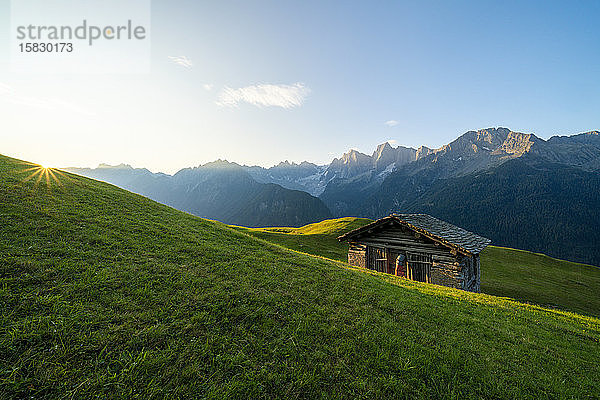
[429,259,463,289]
[348,242,367,268]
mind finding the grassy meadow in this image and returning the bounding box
[231,217,371,262]
[1,154,599,399]
[237,219,600,318]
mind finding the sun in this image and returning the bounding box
[20,162,70,189]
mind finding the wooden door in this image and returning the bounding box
[407,252,433,283]
[367,246,387,273]
[388,250,399,275]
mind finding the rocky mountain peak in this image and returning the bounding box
[197,160,243,171]
[341,149,371,164]
[475,127,511,143]
[98,163,133,170]
[499,131,540,156]
[437,127,541,158]
[549,130,600,145]
[325,149,372,180]
[373,142,393,159]
[453,127,511,149]
[416,146,434,160]
[372,142,397,169]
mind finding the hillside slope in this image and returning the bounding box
[1,155,599,398]
[233,217,372,261]
[238,218,600,318]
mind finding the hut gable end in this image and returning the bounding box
[350,223,456,260]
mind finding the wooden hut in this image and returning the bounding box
[337,214,491,292]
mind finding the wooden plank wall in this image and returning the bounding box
[357,227,457,262]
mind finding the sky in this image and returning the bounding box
[1,0,599,174]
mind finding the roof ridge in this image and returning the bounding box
[339,214,491,255]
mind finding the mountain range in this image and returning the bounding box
[66,160,331,228]
[66,127,600,265]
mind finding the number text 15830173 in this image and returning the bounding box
[19,43,73,53]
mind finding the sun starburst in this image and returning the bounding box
[21,163,70,190]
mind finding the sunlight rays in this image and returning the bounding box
[20,163,71,190]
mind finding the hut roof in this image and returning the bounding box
[338,213,491,255]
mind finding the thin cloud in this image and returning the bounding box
[0,82,11,95]
[385,120,399,127]
[203,83,214,91]
[216,83,310,109]
[0,82,94,116]
[168,56,193,68]
[387,139,399,146]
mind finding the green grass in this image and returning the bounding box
[237,219,600,319]
[481,246,600,317]
[1,154,600,399]
[231,217,371,262]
